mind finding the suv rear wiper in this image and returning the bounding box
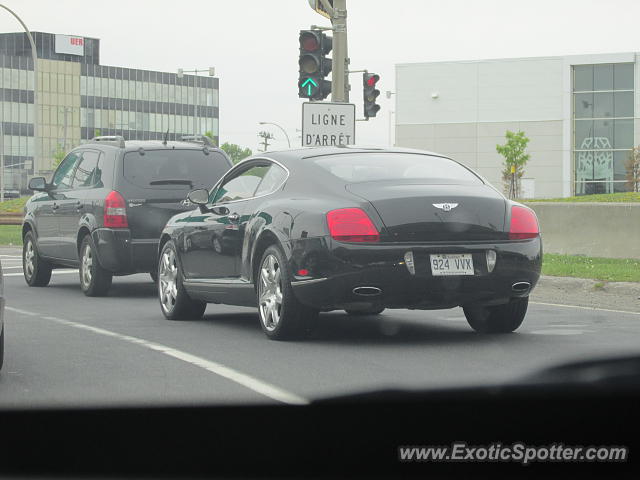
[149,179,194,186]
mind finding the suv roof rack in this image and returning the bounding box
[180,135,216,147]
[90,136,126,148]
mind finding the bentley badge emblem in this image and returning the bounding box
[433,203,459,212]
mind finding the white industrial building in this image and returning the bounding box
[395,52,640,198]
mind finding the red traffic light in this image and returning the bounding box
[366,74,379,87]
[300,32,320,52]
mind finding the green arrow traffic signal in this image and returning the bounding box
[298,29,332,101]
[301,77,318,96]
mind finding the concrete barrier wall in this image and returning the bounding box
[523,202,640,259]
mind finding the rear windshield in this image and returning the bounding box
[123,149,230,189]
[312,153,483,184]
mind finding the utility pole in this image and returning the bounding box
[257,131,274,152]
[328,0,348,103]
[259,122,291,148]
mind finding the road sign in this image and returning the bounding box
[307,0,333,19]
[302,102,355,147]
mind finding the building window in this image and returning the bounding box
[573,63,634,194]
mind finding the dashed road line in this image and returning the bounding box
[4,269,78,277]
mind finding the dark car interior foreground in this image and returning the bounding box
[1,355,639,478]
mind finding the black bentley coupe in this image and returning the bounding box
[156,146,542,340]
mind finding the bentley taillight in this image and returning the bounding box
[326,208,379,243]
[509,205,539,240]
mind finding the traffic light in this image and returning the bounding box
[363,73,381,118]
[298,30,332,100]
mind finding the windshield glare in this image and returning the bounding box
[314,153,483,184]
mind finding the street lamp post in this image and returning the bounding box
[177,67,215,136]
[259,122,291,149]
[386,91,396,147]
[0,4,38,178]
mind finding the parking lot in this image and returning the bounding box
[1,246,639,407]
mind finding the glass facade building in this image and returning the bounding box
[573,63,634,194]
[0,31,219,191]
[396,53,640,198]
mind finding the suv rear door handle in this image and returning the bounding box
[228,213,240,223]
[52,203,59,211]
[76,201,84,211]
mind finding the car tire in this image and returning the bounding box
[463,297,529,334]
[257,244,318,341]
[23,231,52,287]
[79,235,113,297]
[345,307,385,316]
[158,241,206,320]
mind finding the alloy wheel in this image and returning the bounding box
[24,239,35,279]
[258,254,283,332]
[81,244,93,288]
[159,248,178,312]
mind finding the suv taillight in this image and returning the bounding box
[326,208,379,243]
[509,205,539,240]
[104,191,128,228]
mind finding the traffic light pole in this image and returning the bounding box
[329,0,349,103]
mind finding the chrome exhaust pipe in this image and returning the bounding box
[353,286,382,296]
[512,281,531,294]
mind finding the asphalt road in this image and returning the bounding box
[1,247,639,408]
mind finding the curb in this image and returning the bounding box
[539,275,640,297]
[0,215,22,225]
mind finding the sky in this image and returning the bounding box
[1,0,640,152]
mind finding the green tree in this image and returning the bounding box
[496,130,530,199]
[203,131,218,147]
[220,142,253,164]
[52,143,66,168]
[626,147,640,192]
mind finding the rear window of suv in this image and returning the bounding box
[123,149,230,189]
[312,153,484,184]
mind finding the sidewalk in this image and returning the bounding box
[531,275,639,313]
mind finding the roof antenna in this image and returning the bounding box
[162,128,169,146]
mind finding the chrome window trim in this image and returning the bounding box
[209,156,290,207]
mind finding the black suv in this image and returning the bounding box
[22,136,232,296]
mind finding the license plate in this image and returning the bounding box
[430,254,474,276]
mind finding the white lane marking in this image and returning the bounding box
[4,269,78,277]
[0,255,22,258]
[529,329,592,336]
[547,324,589,328]
[530,301,640,316]
[6,306,309,406]
[2,266,25,269]
[6,307,37,316]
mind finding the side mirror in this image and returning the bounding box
[28,177,48,191]
[211,205,229,216]
[187,188,209,206]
